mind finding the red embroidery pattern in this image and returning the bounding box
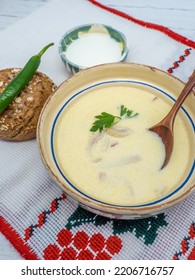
[188,246,195,260]
[167,48,192,74]
[0,216,38,260]
[88,1,194,74]
[43,228,122,260]
[24,193,66,241]
[173,222,195,260]
[88,0,195,48]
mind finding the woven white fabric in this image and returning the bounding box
[0,0,194,260]
[97,0,195,40]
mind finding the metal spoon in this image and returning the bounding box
[149,70,195,169]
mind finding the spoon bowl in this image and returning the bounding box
[149,70,195,169]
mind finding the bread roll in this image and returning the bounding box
[0,68,56,141]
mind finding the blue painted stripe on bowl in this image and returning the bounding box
[50,80,195,208]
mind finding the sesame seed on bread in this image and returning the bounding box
[0,68,57,141]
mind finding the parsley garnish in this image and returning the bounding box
[90,105,138,132]
[120,105,138,118]
[90,112,121,132]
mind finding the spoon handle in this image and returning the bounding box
[163,70,195,127]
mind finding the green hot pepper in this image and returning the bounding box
[0,42,54,114]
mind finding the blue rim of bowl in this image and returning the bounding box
[50,80,195,208]
[58,23,129,71]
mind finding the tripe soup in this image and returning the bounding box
[53,83,191,206]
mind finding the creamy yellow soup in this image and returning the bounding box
[54,84,191,205]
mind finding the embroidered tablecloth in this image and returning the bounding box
[0,0,195,260]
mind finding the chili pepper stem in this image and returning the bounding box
[37,43,54,57]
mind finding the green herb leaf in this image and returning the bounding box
[120,105,138,118]
[90,112,121,132]
[90,105,138,133]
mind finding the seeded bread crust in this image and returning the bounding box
[0,68,57,141]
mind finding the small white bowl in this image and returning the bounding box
[37,63,195,219]
[59,23,129,74]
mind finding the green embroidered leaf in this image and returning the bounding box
[112,213,167,245]
[65,206,167,245]
[66,207,110,230]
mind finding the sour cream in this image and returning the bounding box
[64,33,122,67]
[54,84,191,206]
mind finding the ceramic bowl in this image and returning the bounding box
[37,63,195,219]
[59,23,128,74]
